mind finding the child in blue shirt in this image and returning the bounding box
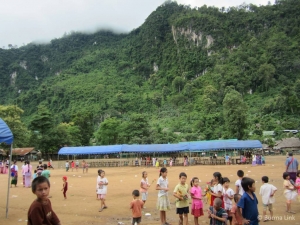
[237,177,259,225]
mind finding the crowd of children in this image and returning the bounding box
[26,160,300,225]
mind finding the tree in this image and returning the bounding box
[119,113,150,144]
[94,118,121,145]
[172,76,185,93]
[29,106,54,156]
[0,105,30,148]
[258,63,276,91]
[72,111,94,146]
[223,90,248,139]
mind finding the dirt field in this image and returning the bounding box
[1,155,300,225]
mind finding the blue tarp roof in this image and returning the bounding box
[122,143,189,153]
[188,140,262,151]
[58,145,122,155]
[0,118,13,145]
[58,140,262,155]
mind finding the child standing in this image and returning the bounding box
[41,164,51,180]
[296,171,300,201]
[210,172,224,208]
[27,176,61,225]
[140,171,151,207]
[259,176,277,221]
[283,172,297,214]
[130,190,144,225]
[222,177,234,225]
[235,170,244,196]
[190,177,204,225]
[65,161,69,172]
[208,198,228,225]
[61,176,68,200]
[97,170,108,212]
[169,158,173,167]
[173,172,190,225]
[75,160,79,172]
[236,177,259,225]
[155,159,160,169]
[231,194,242,225]
[71,161,75,172]
[156,167,170,225]
[251,155,256,167]
[262,156,265,165]
[163,159,167,167]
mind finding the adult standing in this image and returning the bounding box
[10,160,18,187]
[21,161,27,187]
[82,160,86,174]
[285,152,299,182]
[152,157,156,167]
[24,161,32,188]
[75,160,79,171]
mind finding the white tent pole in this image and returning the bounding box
[6,144,13,218]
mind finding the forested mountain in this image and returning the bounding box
[1,0,300,153]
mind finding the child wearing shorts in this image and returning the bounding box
[130,190,144,225]
[96,170,108,212]
[259,176,277,221]
[173,172,189,225]
[140,171,150,207]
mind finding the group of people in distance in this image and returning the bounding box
[26,152,300,225]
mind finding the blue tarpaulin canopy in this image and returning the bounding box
[58,140,262,155]
[121,143,189,153]
[0,118,14,219]
[58,145,122,155]
[188,140,262,151]
[0,118,13,145]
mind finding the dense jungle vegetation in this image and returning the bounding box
[1,0,300,154]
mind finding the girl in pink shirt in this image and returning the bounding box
[296,171,300,201]
[190,177,204,225]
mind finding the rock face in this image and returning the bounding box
[41,55,48,63]
[171,25,214,48]
[19,61,27,70]
[10,71,17,86]
[153,62,159,72]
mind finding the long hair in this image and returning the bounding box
[190,177,198,187]
[213,172,224,184]
[159,167,167,177]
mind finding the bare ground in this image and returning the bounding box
[0,155,299,225]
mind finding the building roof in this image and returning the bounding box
[0,149,6,155]
[274,137,300,149]
[12,147,36,156]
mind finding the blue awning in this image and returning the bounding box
[188,140,262,151]
[58,140,262,155]
[121,143,189,153]
[0,118,13,145]
[58,145,122,155]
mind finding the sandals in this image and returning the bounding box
[98,208,103,212]
[103,206,108,209]
[286,210,296,214]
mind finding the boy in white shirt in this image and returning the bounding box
[259,176,277,222]
[235,170,244,196]
[223,177,234,225]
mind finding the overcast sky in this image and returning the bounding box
[1,0,273,48]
